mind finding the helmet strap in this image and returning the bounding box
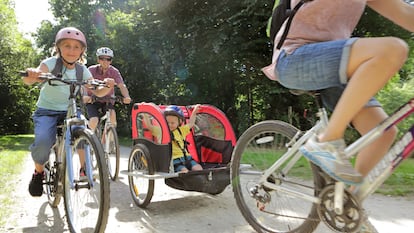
[58,49,79,66]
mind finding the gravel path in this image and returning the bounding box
[2,146,413,233]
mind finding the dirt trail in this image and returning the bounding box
[2,146,413,233]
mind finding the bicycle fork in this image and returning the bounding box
[65,123,95,190]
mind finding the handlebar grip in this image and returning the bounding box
[18,71,52,80]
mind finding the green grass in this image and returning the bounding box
[242,149,312,177]
[0,135,34,226]
[242,148,414,197]
[377,158,414,196]
[118,136,133,147]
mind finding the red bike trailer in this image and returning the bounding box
[124,102,237,208]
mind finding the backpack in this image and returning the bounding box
[51,57,83,82]
[267,0,312,50]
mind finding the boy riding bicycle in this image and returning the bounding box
[22,27,114,197]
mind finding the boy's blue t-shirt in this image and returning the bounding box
[36,57,92,111]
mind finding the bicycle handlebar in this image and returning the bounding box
[19,71,109,89]
[90,95,131,105]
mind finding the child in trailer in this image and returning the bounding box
[144,105,203,173]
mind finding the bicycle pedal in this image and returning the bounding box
[79,176,88,182]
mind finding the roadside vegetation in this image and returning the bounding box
[0,135,33,226]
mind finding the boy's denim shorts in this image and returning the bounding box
[30,108,66,164]
[173,155,198,172]
[276,38,380,111]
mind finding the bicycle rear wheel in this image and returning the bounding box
[63,128,110,233]
[128,143,154,208]
[231,120,323,233]
[105,125,120,181]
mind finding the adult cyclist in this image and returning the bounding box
[83,47,131,131]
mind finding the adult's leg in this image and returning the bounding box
[301,37,407,184]
[320,37,408,142]
[86,103,101,131]
[88,116,99,131]
[110,109,117,127]
[351,107,398,176]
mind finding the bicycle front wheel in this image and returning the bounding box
[63,128,110,233]
[105,125,120,181]
[231,120,323,233]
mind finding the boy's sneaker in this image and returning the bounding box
[28,170,44,197]
[299,135,363,185]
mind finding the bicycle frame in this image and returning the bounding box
[63,82,95,189]
[92,95,122,181]
[94,95,118,137]
[99,108,112,138]
[94,98,115,155]
[353,97,414,201]
[257,107,328,205]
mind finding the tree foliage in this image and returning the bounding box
[3,0,414,137]
[0,0,38,134]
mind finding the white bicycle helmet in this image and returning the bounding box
[96,47,114,57]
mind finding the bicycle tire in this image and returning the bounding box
[105,125,120,181]
[128,143,154,208]
[45,143,63,207]
[63,128,110,233]
[231,120,323,233]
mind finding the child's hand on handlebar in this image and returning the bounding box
[23,68,43,83]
